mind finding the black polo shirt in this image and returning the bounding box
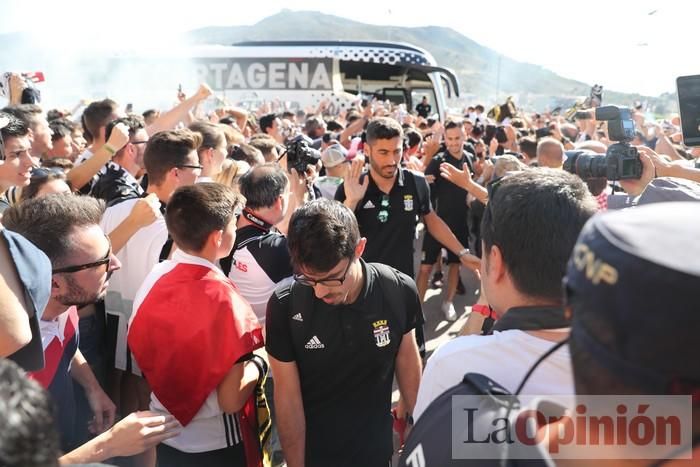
[266,260,423,467]
[424,150,473,229]
[335,168,431,277]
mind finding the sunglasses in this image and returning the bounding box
[52,235,112,274]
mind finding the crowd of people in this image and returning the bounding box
[0,72,699,467]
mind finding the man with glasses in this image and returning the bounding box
[99,129,202,441]
[90,115,149,206]
[266,198,423,467]
[2,194,120,451]
[0,112,35,213]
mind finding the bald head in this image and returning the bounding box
[537,137,565,169]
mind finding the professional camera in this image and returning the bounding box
[563,105,642,181]
[283,135,321,174]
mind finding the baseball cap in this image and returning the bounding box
[565,202,700,392]
[2,229,51,372]
[321,143,348,168]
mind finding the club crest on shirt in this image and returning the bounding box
[403,195,413,211]
[372,319,391,348]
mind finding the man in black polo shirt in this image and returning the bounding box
[418,118,474,321]
[335,117,478,280]
[415,96,431,119]
[266,199,423,467]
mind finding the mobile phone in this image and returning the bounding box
[676,75,700,146]
[574,110,592,120]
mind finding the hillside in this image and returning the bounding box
[186,10,671,111]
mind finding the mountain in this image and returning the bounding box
[186,10,672,112]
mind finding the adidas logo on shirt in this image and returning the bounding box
[363,200,376,209]
[292,313,303,322]
[305,336,325,349]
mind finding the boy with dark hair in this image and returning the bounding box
[128,183,264,467]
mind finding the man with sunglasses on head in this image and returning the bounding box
[2,194,120,451]
[90,115,149,206]
[266,198,423,467]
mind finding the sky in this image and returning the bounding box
[1,0,696,98]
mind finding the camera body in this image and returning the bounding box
[595,105,635,143]
[564,105,642,181]
[285,135,321,174]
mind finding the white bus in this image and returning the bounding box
[186,40,460,119]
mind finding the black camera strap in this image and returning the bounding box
[242,208,274,232]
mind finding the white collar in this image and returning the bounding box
[39,307,74,350]
[171,249,224,277]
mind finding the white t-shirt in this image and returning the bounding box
[75,148,93,166]
[100,197,168,373]
[414,329,573,421]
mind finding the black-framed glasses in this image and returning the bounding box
[294,258,353,287]
[130,140,148,145]
[176,164,203,170]
[377,194,390,223]
[52,236,112,274]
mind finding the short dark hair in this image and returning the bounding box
[259,113,278,134]
[247,136,278,162]
[0,112,30,142]
[21,169,69,202]
[326,119,343,132]
[48,120,71,142]
[81,99,118,142]
[519,136,537,160]
[229,142,264,167]
[304,116,325,134]
[365,117,403,145]
[105,114,145,142]
[1,104,42,128]
[189,121,225,151]
[0,359,60,467]
[481,169,596,301]
[405,129,422,149]
[444,118,463,130]
[166,183,242,252]
[3,194,105,268]
[287,198,359,273]
[143,129,202,185]
[142,109,158,120]
[239,163,288,210]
